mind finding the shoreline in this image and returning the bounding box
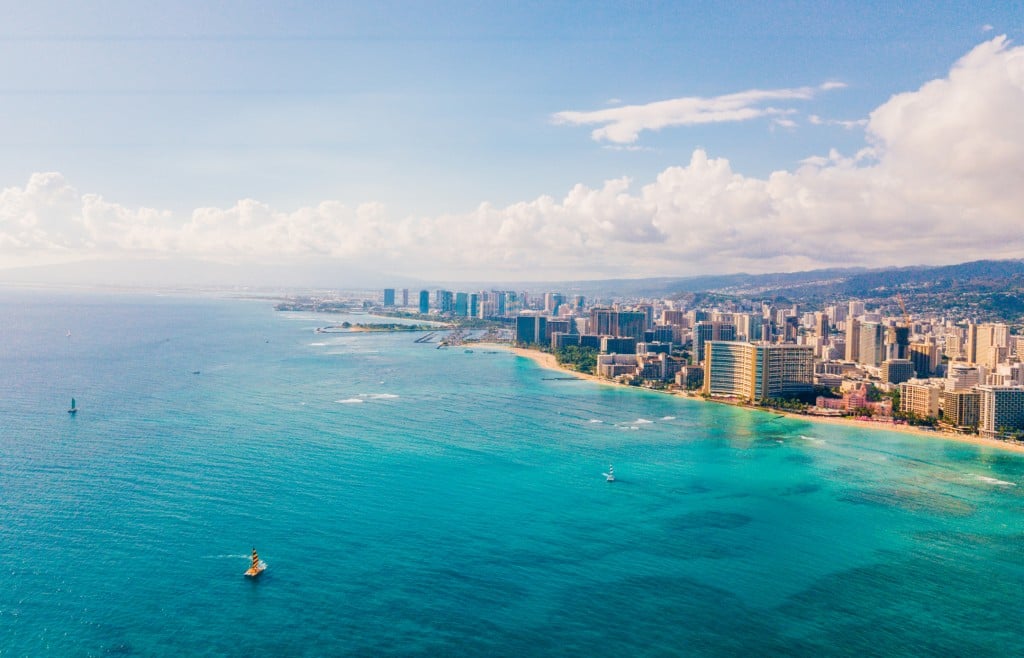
[482,343,1024,456]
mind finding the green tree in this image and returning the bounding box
[555,345,598,374]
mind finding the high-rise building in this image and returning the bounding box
[515,315,548,346]
[909,340,939,378]
[946,363,981,391]
[703,342,814,400]
[978,386,1024,438]
[900,380,941,418]
[437,290,454,314]
[885,326,910,361]
[858,321,884,367]
[544,292,565,314]
[469,293,479,319]
[402,289,409,307]
[419,290,430,314]
[814,312,829,339]
[964,322,1009,368]
[882,359,915,385]
[845,317,861,362]
[943,390,980,430]
[663,310,687,327]
[455,292,468,317]
[694,321,737,364]
[383,288,395,307]
[589,309,646,341]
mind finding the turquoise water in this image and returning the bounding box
[2,290,1023,656]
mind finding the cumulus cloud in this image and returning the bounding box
[1,37,1023,282]
[552,82,841,144]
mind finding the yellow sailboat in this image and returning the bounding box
[245,547,266,577]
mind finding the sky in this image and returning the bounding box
[1,1,1023,285]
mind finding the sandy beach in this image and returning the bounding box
[484,343,1024,456]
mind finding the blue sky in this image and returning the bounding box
[1,2,1022,284]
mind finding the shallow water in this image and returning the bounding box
[2,289,1022,656]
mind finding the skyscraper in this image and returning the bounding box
[703,342,814,400]
[419,290,429,314]
[588,309,646,341]
[978,386,1024,438]
[694,321,737,364]
[845,317,860,362]
[383,288,395,307]
[858,321,884,367]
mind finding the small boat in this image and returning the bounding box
[67,397,77,414]
[245,547,266,577]
[603,465,615,482]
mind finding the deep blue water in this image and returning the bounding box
[2,289,1023,656]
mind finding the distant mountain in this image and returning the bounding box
[726,259,1024,300]
[661,259,1024,322]
[497,267,871,299]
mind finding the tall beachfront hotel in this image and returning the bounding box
[977,386,1024,438]
[703,342,814,401]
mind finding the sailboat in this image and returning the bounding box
[604,465,615,482]
[245,547,266,577]
[67,397,77,414]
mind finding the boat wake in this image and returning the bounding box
[799,435,825,444]
[972,475,1015,486]
[337,398,364,404]
[360,393,399,400]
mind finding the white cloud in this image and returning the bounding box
[2,37,1023,282]
[809,114,869,129]
[552,83,841,144]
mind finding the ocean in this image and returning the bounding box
[2,289,1023,656]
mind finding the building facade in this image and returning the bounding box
[900,380,941,419]
[703,342,814,400]
[978,386,1024,438]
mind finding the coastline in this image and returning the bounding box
[486,343,1024,456]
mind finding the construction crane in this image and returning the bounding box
[895,293,910,327]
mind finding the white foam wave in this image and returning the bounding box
[359,393,399,400]
[799,435,825,443]
[974,475,1015,486]
[661,416,676,421]
[309,342,327,347]
[588,419,604,424]
[337,398,364,404]
[634,418,653,425]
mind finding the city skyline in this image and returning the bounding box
[1,3,1022,285]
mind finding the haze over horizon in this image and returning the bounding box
[2,3,1023,286]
